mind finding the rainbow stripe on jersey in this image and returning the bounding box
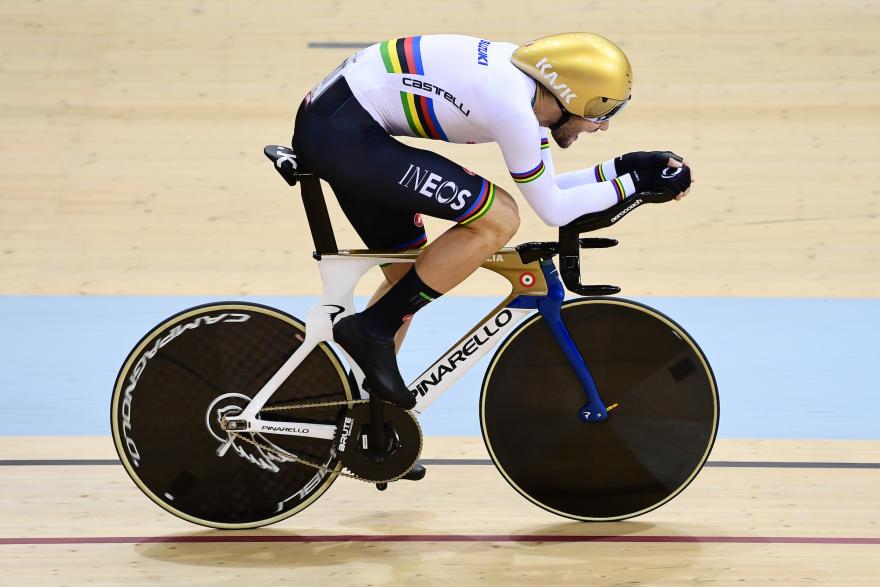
[511,161,546,183]
[380,37,449,141]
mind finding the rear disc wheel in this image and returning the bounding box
[110,302,353,529]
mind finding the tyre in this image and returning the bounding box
[111,302,353,529]
[480,298,719,521]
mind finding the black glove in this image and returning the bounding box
[630,164,692,203]
[615,151,684,176]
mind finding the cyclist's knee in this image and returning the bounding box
[486,188,520,239]
[472,187,519,241]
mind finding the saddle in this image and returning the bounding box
[263,145,307,186]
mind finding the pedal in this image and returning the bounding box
[402,463,426,481]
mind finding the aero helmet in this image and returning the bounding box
[511,32,632,121]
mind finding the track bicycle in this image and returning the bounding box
[110,145,719,529]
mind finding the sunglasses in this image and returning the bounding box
[584,97,630,123]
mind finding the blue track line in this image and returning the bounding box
[0,296,877,438]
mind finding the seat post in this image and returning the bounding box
[297,173,339,257]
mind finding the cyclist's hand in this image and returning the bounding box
[630,164,692,203]
[674,160,694,201]
[615,151,684,176]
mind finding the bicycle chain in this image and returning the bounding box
[222,397,421,484]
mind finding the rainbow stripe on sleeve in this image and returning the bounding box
[380,37,449,141]
[610,177,626,202]
[593,164,607,182]
[510,161,546,183]
[540,138,550,150]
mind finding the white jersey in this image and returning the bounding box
[321,35,636,226]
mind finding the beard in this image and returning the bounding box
[551,119,580,149]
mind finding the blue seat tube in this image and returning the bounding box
[535,260,608,422]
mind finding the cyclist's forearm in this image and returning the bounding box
[555,159,618,189]
[518,174,636,227]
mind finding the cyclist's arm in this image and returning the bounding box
[537,128,621,190]
[537,128,556,176]
[494,114,635,227]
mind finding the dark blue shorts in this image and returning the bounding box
[292,78,496,251]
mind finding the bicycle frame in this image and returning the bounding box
[223,247,609,447]
[231,146,647,450]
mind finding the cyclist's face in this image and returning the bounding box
[551,117,610,149]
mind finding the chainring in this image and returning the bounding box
[335,402,422,482]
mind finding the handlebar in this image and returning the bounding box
[555,190,667,296]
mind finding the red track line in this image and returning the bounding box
[1,535,879,546]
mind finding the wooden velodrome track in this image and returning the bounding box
[1,0,878,584]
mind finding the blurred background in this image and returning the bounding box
[1,0,878,437]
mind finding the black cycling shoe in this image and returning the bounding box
[402,463,427,481]
[333,314,416,409]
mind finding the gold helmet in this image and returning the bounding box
[511,32,632,121]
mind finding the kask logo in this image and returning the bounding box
[399,164,473,211]
[534,57,578,105]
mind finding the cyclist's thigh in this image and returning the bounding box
[333,187,427,251]
[302,122,496,225]
[355,137,497,226]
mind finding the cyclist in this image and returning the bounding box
[292,32,693,409]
